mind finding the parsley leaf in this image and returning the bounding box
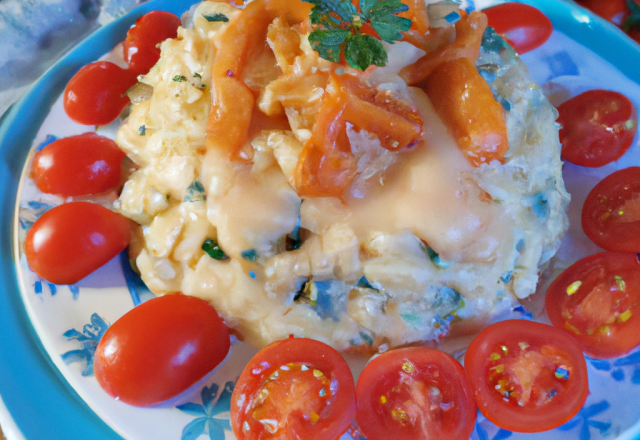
[626,0,640,31]
[173,75,187,82]
[202,239,228,260]
[304,0,411,70]
[203,13,229,23]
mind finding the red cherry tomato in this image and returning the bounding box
[546,252,640,359]
[31,133,125,196]
[64,61,138,126]
[355,347,476,440]
[582,167,640,252]
[123,11,181,75]
[24,202,132,285]
[483,3,553,54]
[575,0,630,27]
[230,337,356,440]
[557,90,637,167]
[94,293,230,407]
[464,320,589,433]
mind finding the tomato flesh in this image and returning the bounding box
[64,61,138,126]
[581,167,640,252]
[356,347,476,440]
[483,3,552,54]
[123,11,182,75]
[24,202,132,285]
[546,252,640,358]
[94,293,230,406]
[557,90,637,167]
[465,320,588,433]
[231,337,356,440]
[31,132,125,196]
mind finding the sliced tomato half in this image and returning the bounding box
[465,320,589,433]
[483,3,553,54]
[356,347,476,440]
[230,337,356,440]
[546,252,640,359]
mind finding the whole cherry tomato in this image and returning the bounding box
[63,61,138,126]
[483,3,553,54]
[24,202,132,285]
[356,347,476,440]
[465,320,589,433]
[557,90,637,167]
[123,11,182,75]
[231,337,356,440]
[94,293,230,407]
[31,132,125,196]
[575,0,630,27]
[546,252,640,359]
[582,167,640,253]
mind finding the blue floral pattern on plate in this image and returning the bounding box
[177,382,236,440]
[61,313,110,377]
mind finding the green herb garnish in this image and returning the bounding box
[303,0,412,71]
[138,125,146,136]
[173,75,187,82]
[203,13,229,23]
[193,72,202,78]
[185,181,206,202]
[241,249,259,262]
[202,239,229,260]
[625,0,640,32]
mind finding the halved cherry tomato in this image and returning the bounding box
[546,252,640,359]
[64,61,138,126]
[230,337,356,440]
[31,132,125,196]
[483,3,553,54]
[557,90,637,167]
[123,11,182,75]
[24,202,132,285]
[94,293,230,406]
[356,347,476,440]
[465,320,589,433]
[582,167,640,252]
[575,0,630,27]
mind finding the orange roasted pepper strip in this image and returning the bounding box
[295,73,424,197]
[399,11,488,86]
[424,57,508,166]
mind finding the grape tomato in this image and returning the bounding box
[582,166,640,252]
[63,61,138,126]
[94,293,230,407]
[464,320,589,433]
[230,337,356,440]
[546,252,640,358]
[483,3,553,54]
[557,90,637,167]
[123,11,182,75]
[355,347,476,440]
[31,132,125,196]
[24,202,132,285]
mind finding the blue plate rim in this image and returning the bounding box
[0,0,639,439]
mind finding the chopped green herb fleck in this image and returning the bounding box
[203,13,229,23]
[173,75,188,82]
[359,331,374,346]
[193,72,202,78]
[418,240,451,268]
[241,249,258,262]
[202,239,228,260]
[185,181,206,202]
[138,125,146,136]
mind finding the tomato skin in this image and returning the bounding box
[582,167,640,252]
[557,90,637,167]
[31,133,125,196]
[63,61,138,126]
[123,11,181,75]
[230,337,356,440]
[94,293,230,407]
[465,320,589,433]
[546,252,640,359]
[483,3,553,54]
[356,347,476,440]
[24,202,132,285]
